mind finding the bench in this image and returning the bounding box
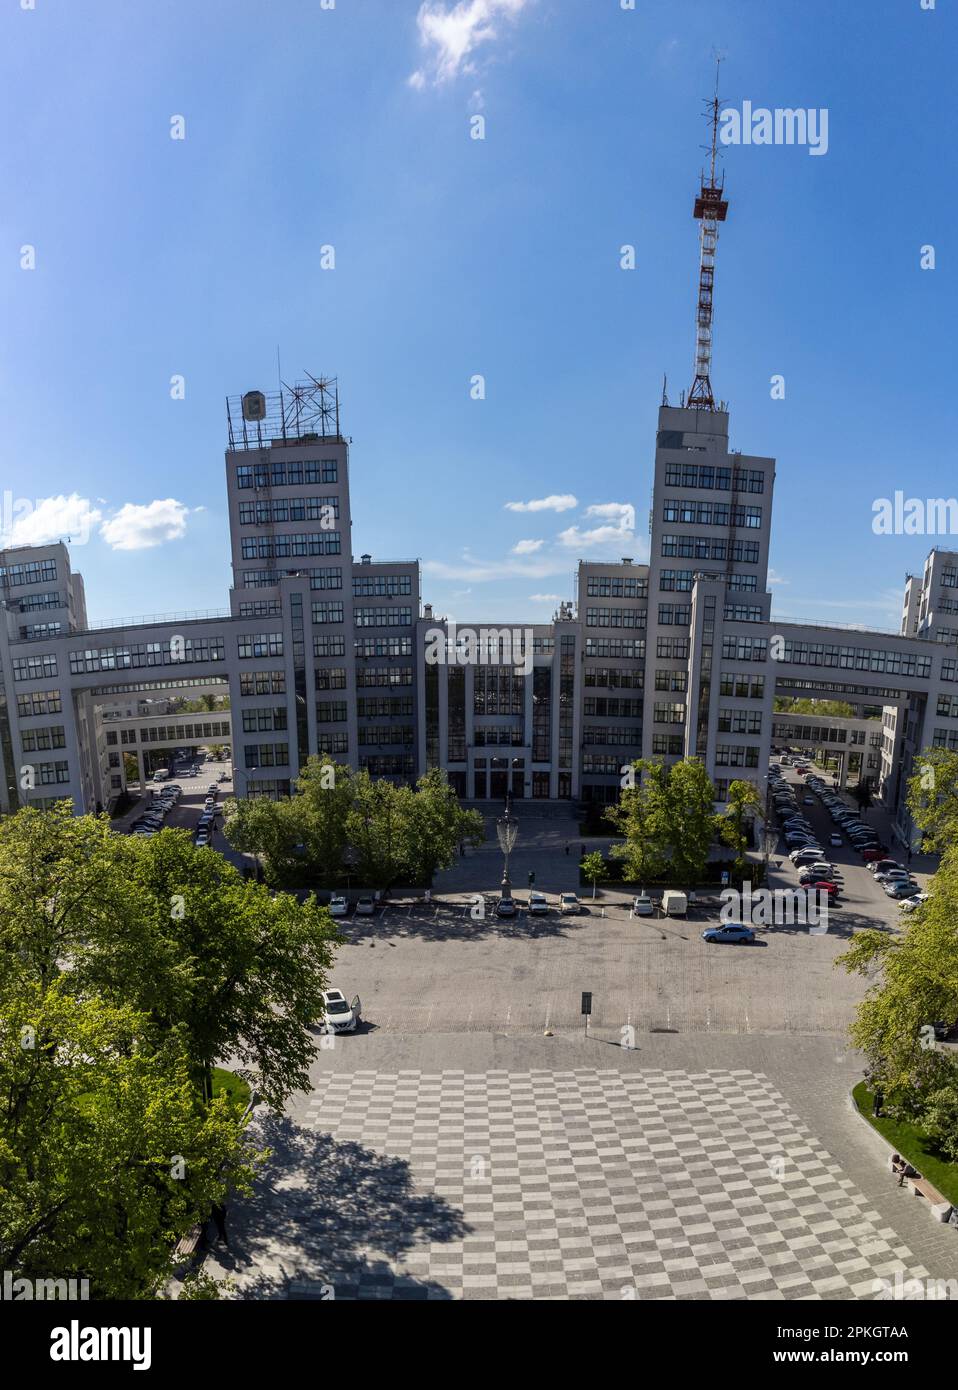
[173,1223,204,1259]
[907,1176,953,1222]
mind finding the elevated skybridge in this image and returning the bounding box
[767,617,939,705]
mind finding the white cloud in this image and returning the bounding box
[505,493,577,514]
[529,593,562,602]
[409,0,531,88]
[557,502,635,550]
[7,494,103,547]
[512,538,544,554]
[99,498,190,551]
[767,569,789,586]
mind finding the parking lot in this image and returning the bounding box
[766,762,928,934]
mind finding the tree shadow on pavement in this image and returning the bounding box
[338,906,593,944]
[206,1112,470,1300]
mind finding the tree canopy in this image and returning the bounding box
[224,759,484,889]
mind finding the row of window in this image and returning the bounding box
[721,637,767,662]
[0,559,57,587]
[360,755,415,776]
[658,604,691,626]
[661,536,760,564]
[21,725,66,752]
[239,600,283,618]
[583,697,643,717]
[584,667,644,690]
[584,638,645,660]
[653,703,686,725]
[582,726,642,746]
[240,532,342,559]
[724,604,765,623]
[243,743,289,768]
[585,576,649,599]
[357,665,414,687]
[135,722,230,743]
[235,459,338,488]
[932,728,958,751]
[15,590,63,612]
[19,622,62,641]
[238,497,339,525]
[719,673,765,699]
[584,608,646,629]
[662,463,765,493]
[17,688,62,716]
[662,500,763,528]
[242,708,287,733]
[582,754,626,775]
[353,575,413,597]
[357,697,414,718]
[239,670,286,695]
[354,607,413,628]
[654,669,687,692]
[358,726,415,746]
[715,744,761,768]
[774,642,932,677]
[717,709,762,734]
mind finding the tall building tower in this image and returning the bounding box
[224,377,354,797]
[642,82,776,802]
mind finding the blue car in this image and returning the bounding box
[702,923,755,945]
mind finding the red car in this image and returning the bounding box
[810,880,839,897]
[861,846,888,862]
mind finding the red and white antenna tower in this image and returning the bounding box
[687,61,729,411]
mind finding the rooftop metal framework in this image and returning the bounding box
[226,374,342,451]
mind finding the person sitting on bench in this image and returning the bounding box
[891,1153,908,1186]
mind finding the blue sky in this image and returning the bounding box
[0,0,952,627]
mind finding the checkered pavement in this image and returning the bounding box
[224,1067,929,1300]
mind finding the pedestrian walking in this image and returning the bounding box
[565,843,570,856]
[211,1201,229,1246]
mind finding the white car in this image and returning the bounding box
[559,892,580,914]
[632,893,654,916]
[328,895,348,918]
[528,892,549,915]
[318,989,362,1033]
[355,895,375,916]
[899,893,930,912]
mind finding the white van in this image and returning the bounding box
[661,890,688,917]
[152,769,169,781]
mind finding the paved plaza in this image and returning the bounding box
[199,808,958,1302]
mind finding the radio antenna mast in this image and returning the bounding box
[687,59,729,411]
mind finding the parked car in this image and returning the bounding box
[318,989,362,1034]
[661,890,688,917]
[632,893,654,917]
[328,895,349,918]
[809,881,839,897]
[702,923,755,945]
[528,892,550,915]
[884,880,919,899]
[355,895,375,916]
[899,893,930,913]
[495,897,517,918]
[869,859,901,875]
[874,868,912,883]
[829,833,843,847]
[559,893,580,915]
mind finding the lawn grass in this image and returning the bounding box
[211,1067,252,1114]
[853,1081,958,1206]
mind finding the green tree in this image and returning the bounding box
[718,780,762,876]
[907,746,958,853]
[123,753,140,786]
[605,760,669,883]
[664,758,718,883]
[402,768,484,885]
[580,851,606,899]
[849,778,874,815]
[0,982,255,1299]
[838,850,958,1146]
[0,804,339,1108]
[773,697,855,718]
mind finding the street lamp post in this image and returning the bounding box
[761,775,778,883]
[235,766,260,880]
[496,795,519,902]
